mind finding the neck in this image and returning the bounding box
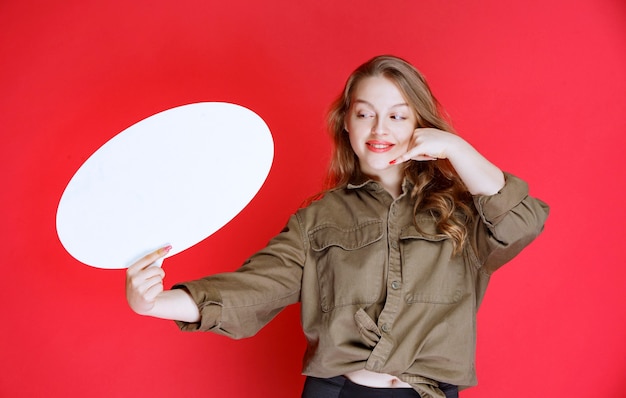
[380,180,402,199]
[365,167,404,199]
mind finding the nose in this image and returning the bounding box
[372,116,387,135]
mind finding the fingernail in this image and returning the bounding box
[161,245,172,254]
[389,159,397,165]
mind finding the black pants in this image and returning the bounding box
[301,376,459,398]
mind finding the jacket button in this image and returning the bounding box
[391,280,401,290]
[381,323,390,333]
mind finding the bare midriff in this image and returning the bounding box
[344,369,412,388]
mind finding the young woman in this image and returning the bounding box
[126,55,549,398]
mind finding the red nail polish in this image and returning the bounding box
[389,159,397,165]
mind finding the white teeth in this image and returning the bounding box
[370,144,389,149]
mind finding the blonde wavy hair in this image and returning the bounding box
[324,55,475,253]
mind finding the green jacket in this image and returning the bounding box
[175,172,549,397]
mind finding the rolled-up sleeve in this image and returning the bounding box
[172,213,307,338]
[172,281,223,332]
[471,172,550,274]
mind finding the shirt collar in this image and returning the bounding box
[347,178,414,196]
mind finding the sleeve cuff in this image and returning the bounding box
[172,280,223,332]
[472,172,529,226]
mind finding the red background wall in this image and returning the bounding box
[2,1,625,397]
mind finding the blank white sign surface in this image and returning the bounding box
[56,102,274,269]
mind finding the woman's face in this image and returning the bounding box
[345,76,417,181]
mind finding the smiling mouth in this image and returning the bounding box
[367,142,394,152]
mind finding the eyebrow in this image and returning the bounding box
[353,99,409,109]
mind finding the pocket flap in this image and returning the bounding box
[310,220,383,251]
[354,308,381,347]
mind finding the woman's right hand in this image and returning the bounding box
[125,245,201,322]
[125,246,171,315]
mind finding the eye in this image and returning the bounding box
[390,114,407,120]
[356,111,374,119]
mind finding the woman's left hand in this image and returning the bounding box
[391,128,462,164]
[391,127,505,196]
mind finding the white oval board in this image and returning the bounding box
[56,102,274,269]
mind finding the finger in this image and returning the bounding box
[130,272,164,296]
[144,269,165,286]
[128,266,165,289]
[138,266,166,283]
[127,245,172,274]
[389,152,412,165]
[413,154,438,161]
[141,278,165,301]
[390,152,439,164]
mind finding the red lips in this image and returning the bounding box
[366,140,394,153]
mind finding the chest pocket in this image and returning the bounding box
[400,225,464,304]
[309,220,384,312]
